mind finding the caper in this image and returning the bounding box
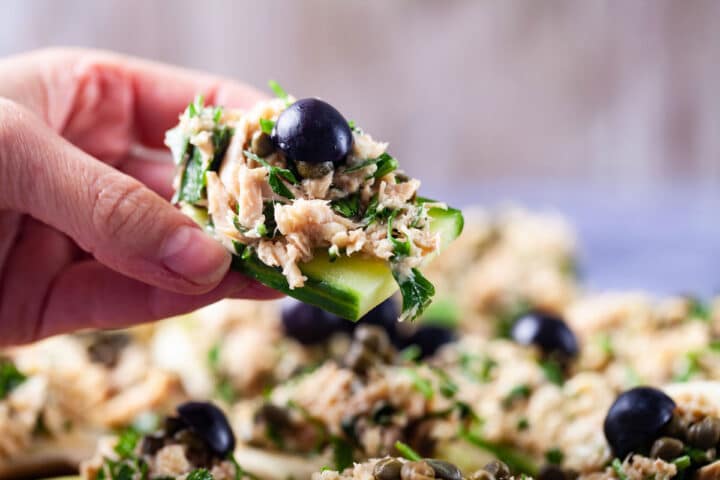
[374,458,403,480]
[344,344,375,374]
[251,131,275,158]
[650,437,685,460]
[296,160,334,179]
[355,325,391,353]
[468,471,495,480]
[483,460,511,480]
[662,414,688,440]
[687,417,720,449]
[400,461,435,480]
[537,465,566,480]
[425,459,462,480]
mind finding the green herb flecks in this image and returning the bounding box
[673,351,702,383]
[343,153,398,179]
[611,458,628,480]
[517,417,530,431]
[0,359,26,400]
[244,150,298,200]
[259,118,275,135]
[187,469,214,480]
[113,428,140,459]
[331,192,361,219]
[545,447,564,465]
[392,266,435,322]
[539,359,565,386]
[268,80,291,106]
[388,209,412,258]
[688,297,712,322]
[502,384,532,409]
[461,431,539,476]
[331,437,354,471]
[394,441,422,461]
[672,455,691,471]
[403,368,434,399]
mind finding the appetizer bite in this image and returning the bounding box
[165,83,463,321]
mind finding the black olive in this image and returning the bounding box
[272,98,353,166]
[603,387,676,459]
[176,401,236,457]
[510,311,579,358]
[397,325,456,359]
[281,300,353,345]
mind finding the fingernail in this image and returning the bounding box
[161,226,230,286]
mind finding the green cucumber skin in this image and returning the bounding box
[232,205,464,321]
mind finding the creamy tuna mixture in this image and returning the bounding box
[166,92,441,320]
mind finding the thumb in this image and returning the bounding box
[0,98,230,294]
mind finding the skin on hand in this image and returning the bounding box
[0,48,281,345]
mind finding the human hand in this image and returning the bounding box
[0,48,280,345]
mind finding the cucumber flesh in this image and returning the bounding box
[233,205,464,320]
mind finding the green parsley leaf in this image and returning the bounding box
[187,469,214,480]
[431,367,459,398]
[0,359,26,400]
[392,267,435,322]
[403,368,433,399]
[611,458,628,480]
[331,193,361,218]
[502,384,532,409]
[545,447,564,465]
[517,417,530,431]
[113,428,140,459]
[344,153,398,179]
[673,351,701,382]
[207,343,221,371]
[213,106,224,123]
[672,455,691,470]
[244,150,298,199]
[259,118,275,134]
[400,345,422,362]
[689,297,712,322]
[331,437,354,471]
[460,431,539,476]
[268,80,291,105]
[539,359,565,386]
[394,441,422,461]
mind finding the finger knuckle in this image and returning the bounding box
[90,174,156,242]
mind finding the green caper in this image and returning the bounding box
[468,471,495,480]
[374,457,403,480]
[425,460,462,480]
[687,417,720,449]
[251,131,275,158]
[650,436,685,460]
[537,465,566,480]
[483,460,510,480]
[400,460,435,480]
[295,160,334,179]
[662,414,688,440]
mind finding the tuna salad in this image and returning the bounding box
[165,83,463,321]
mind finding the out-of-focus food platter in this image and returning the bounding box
[4,206,720,480]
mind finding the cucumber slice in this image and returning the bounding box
[232,205,463,320]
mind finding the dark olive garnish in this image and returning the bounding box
[281,300,353,345]
[603,387,676,459]
[510,311,578,358]
[176,401,236,457]
[272,98,353,166]
[483,460,511,480]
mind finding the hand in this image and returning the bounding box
[0,48,280,345]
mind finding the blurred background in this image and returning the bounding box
[2,0,719,294]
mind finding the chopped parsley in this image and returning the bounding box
[331,437,354,471]
[403,368,434,399]
[460,431,538,476]
[517,417,530,431]
[502,384,532,409]
[394,441,422,461]
[268,80,291,106]
[611,458,628,480]
[343,153,398,179]
[348,120,363,134]
[400,345,422,362]
[0,359,26,399]
[539,359,565,386]
[672,455,691,471]
[244,150,299,199]
[392,267,435,322]
[688,297,712,322]
[331,192,361,218]
[113,427,140,459]
[673,351,701,382]
[259,118,275,134]
[388,209,412,258]
[187,469,214,480]
[545,447,564,465]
